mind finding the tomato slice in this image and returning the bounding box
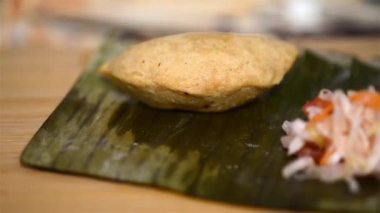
[349,92,380,110]
[302,97,333,122]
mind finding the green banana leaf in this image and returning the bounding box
[21,38,380,212]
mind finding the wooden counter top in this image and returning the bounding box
[1,37,379,213]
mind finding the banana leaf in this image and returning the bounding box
[21,38,380,212]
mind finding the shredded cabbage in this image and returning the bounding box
[281,87,380,193]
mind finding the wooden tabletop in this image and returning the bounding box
[1,37,379,213]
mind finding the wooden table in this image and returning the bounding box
[1,37,379,213]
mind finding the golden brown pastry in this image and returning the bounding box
[100,32,298,112]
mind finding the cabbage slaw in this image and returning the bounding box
[281,87,380,193]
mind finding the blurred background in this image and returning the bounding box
[0,2,379,212]
[1,0,379,51]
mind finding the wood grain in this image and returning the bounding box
[1,37,379,213]
[290,37,380,61]
[0,48,267,213]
